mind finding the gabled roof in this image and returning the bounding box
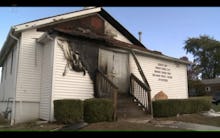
[49,28,148,52]
[13,7,144,47]
[0,7,145,66]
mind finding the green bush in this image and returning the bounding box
[153,97,211,117]
[84,98,113,123]
[54,99,83,124]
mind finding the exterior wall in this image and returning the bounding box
[0,101,39,124]
[104,21,132,44]
[0,43,18,120]
[16,29,43,101]
[69,39,99,83]
[0,101,12,120]
[15,101,39,123]
[130,53,188,99]
[51,37,94,120]
[39,40,54,121]
[0,44,17,101]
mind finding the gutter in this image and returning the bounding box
[9,27,19,126]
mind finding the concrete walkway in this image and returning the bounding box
[119,117,220,131]
[154,120,220,131]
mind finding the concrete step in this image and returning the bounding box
[117,93,149,120]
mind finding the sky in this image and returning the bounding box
[0,7,220,62]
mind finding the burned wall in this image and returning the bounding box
[69,38,99,83]
[68,38,101,97]
[38,14,105,36]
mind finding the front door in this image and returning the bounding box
[98,49,129,93]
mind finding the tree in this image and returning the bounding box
[180,56,198,80]
[184,35,220,79]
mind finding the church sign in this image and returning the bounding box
[152,63,173,82]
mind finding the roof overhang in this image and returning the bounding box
[46,29,191,65]
[0,28,18,66]
[2,7,189,68]
[13,7,144,48]
[14,7,102,33]
[0,7,147,66]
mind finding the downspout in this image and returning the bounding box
[9,27,19,126]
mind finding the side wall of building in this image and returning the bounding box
[0,41,19,121]
[16,29,43,101]
[50,37,94,121]
[130,53,188,99]
[39,39,54,121]
[13,29,43,123]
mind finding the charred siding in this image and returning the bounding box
[52,36,94,101]
[69,39,99,81]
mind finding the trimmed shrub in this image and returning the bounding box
[84,98,113,123]
[54,99,83,124]
[153,97,211,117]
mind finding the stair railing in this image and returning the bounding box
[130,73,152,114]
[96,69,118,121]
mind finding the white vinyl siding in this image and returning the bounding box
[51,37,94,120]
[15,101,40,123]
[10,48,14,74]
[53,37,94,101]
[0,44,18,101]
[130,53,188,99]
[16,29,43,101]
[39,40,54,120]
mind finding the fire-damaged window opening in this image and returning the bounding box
[57,39,87,76]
